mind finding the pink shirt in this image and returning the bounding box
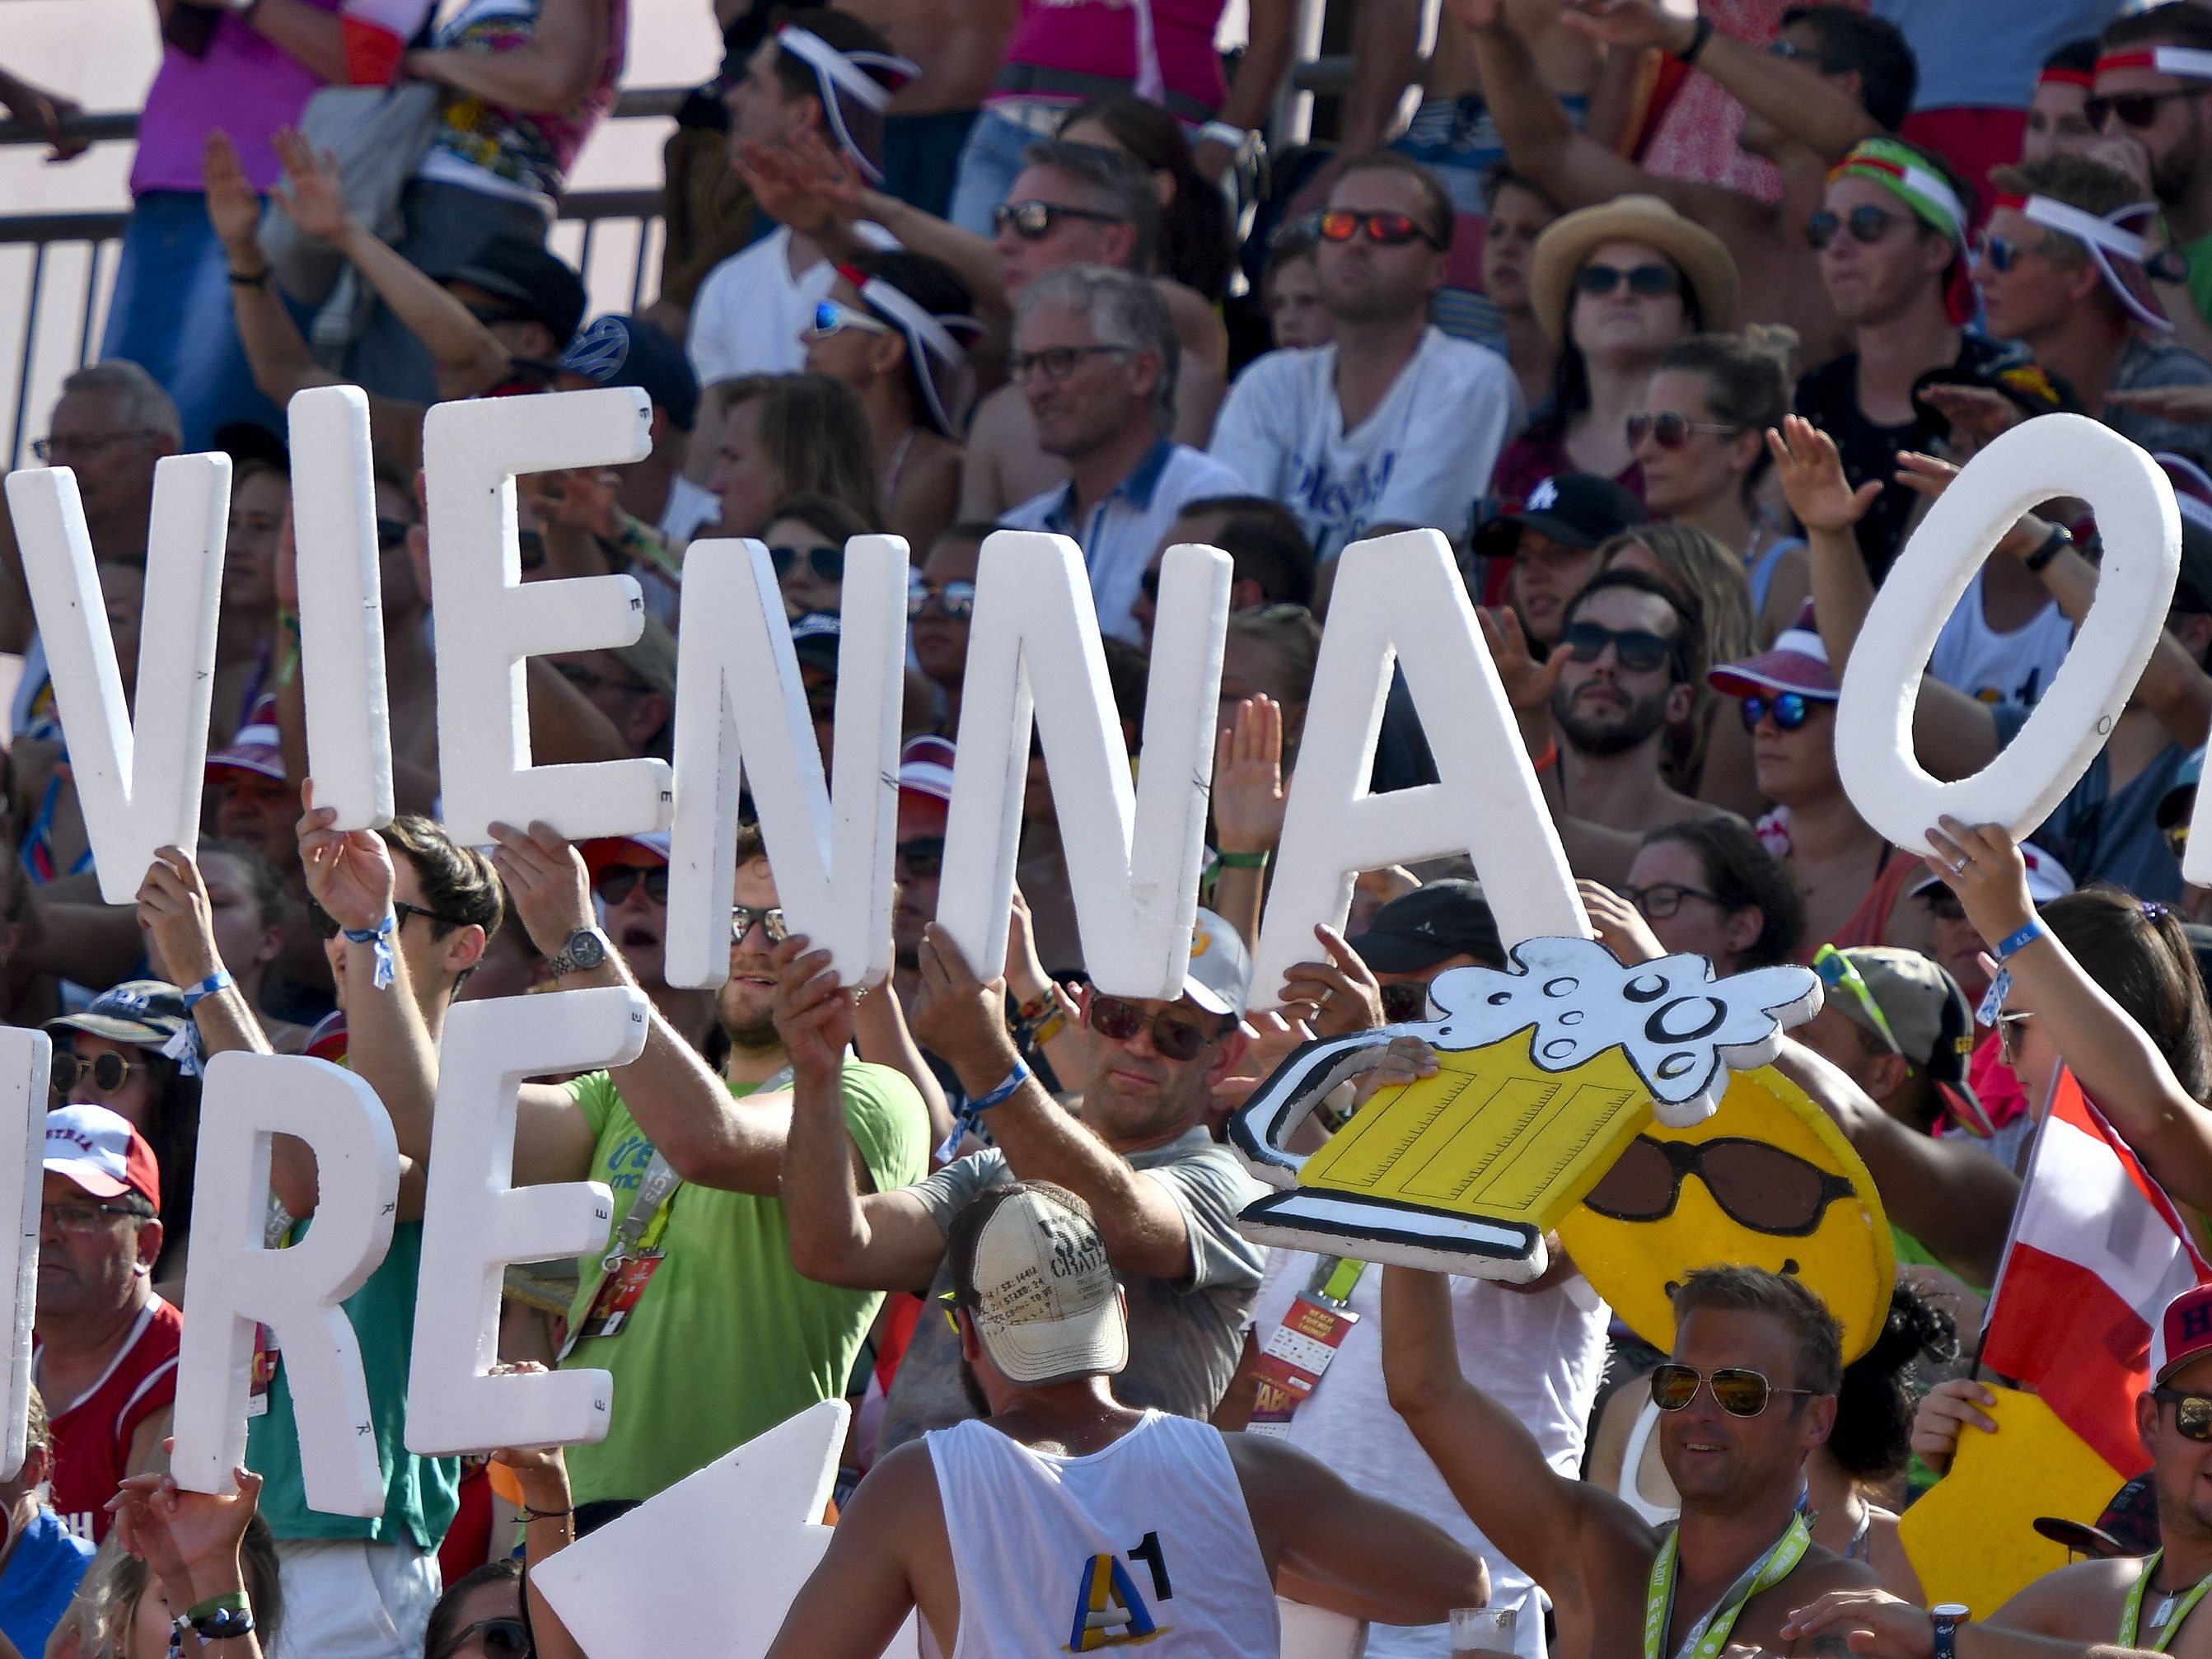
[994,0,1229,119]
[132,2,339,195]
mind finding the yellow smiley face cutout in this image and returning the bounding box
[1556,1062,1893,1360]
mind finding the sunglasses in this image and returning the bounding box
[1316,208,1443,250]
[1812,944,1905,1057]
[434,1617,531,1659]
[1997,1009,2034,1065]
[1560,620,1677,676]
[909,580,976,621]
[806,299,891,341]
[994,199,1125,240]
[1584,1134,1858,1235]
[41,1199,148,1234]
[1626,409,1743,450]
[1574,262,1680,299]
[896,838,944,880]
[2088,86,2210,130]
[769,543,844,585]
[1006,344,1131,383]
[730,904,790,946]
[1974,231,2032,274]
[2155,1385,2212,1442]
[1087,994,1223,1063]
[594,865,669,907]
[312,900,458,939]
[1739,691,1823,733]
[1620,881,1723,920]
[1806,206,1910,250]
[1380,981,1433,1023]
[52,1049,147,1096]
[1649,1362,1815,1418]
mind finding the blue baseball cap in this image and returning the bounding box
[558,315,701,432]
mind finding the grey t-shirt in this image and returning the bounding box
[877,1127,1268,1453]
[2108,334,2212,472]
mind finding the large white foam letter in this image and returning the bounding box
[934,532,1229,994]
[424,388,671,844]
[1248,530,1586,1009]
[0,1030,47,1481]
[4,456,228,901]
[290,386,394,830]
[1838,415,2180,853]
[663,538,906,989]
[406,986,643,1455]
[171,1053,399,1513]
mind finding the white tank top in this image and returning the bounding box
[1927,566,2076,717]
[927,1411,1281,1657]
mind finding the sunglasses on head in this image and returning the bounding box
[1574,262,1680,300]
[993,199,1125,240]
[1626,409,1743,450]
[1806,205,1910,250]
[434,1617,531,1659]
[1649,1362,1815,1418]
[806,299,891,341]
[1813,944,1905,1057]
[1621,881,1723,920]
[1739,691,1823,733]
[1380,981,1432,1023]
[1587,1133,1859,1235]
[909,580,976,621]
[729,904,790,946]
[896,837,944,880]
[52,1049,146,1097]
[1316,209,1443,250]
[594,864,669,907]
[1560,620,1678,676]
[2156,1385,2212,1441]
[769,543,844,585]
[2088,86,2210,130]
[1087,994,1223,1062]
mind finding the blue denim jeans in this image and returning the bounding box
[945,107,1044,238]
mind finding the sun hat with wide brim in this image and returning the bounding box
[1528,194,1740,345]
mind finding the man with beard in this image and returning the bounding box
[2093,5,2212,342]
[1209,151,1518,563]
[476,819,929,1506]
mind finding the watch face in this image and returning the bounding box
[569,931,607,969]
[1932,1605,1970,1620]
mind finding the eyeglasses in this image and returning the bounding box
[1739,691,1824,733]
[311,900,461,938]
[730,905,790,946]
[909,580,976,621]
[937,1287,965,1335]
[769,543,845,585]
[1812,944,1905,1057]
[1585,1133,1859,1236]
[2088,86,2210,130]
[1974,231,2032,274]
[554,661,653,698]
[1626,410,1743,450]
[1316,209,1444,250]
[1573,262,1680,300]
[433,1617,531,1659]
[1087,994,1224,1063]
[1649,1362,1816,1418]
[1560,620,1677,676]
[1997,1009,2034,1065]
[40,1200,148,1234]
[51,1050,147,1096]
[2155,1386,2212,1442]
[1806,206,1910,250]
[806,299,892,341]
[896,838,943,880]
[1620,881,1723,920]
[1006,345,1132,383]
[376,517,413,550]
[30,429,154,462]
[594,865,669,907]
[1380,981,1433,1023]
[993,199,1125,240]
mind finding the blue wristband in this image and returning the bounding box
[1993,919,2047,962]
[180,970,235,1008]
[968,1058,1032,1115]
[934,1058,1032,1164]
[343,912,399,990]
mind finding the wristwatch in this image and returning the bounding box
[1930,1602,1969,1659]
[547,928,610,979]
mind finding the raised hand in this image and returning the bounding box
[1909,1376,1999,1475]
[0,70,86,162]
[138,846,226,986]
[1767,414,1881,535]
[110,1460,265,1584]
[1280,923,1387,1037]
[297,780,395,932]
[769,933,857,1087]
[909,924,1021,1082]
[1578,880,1665,966]
[732,138,844,240]
[1918,383,2020,458]
[486,820,596,959]
[1212,695,1289,857]
[1920,817,2036,955]
[1558,0,1695,53]
[202,130,264,250]
[1477,605,1565,716]
[1213,1007,1316,1110]
[2107,383,2212,423]
[272,126,354,245]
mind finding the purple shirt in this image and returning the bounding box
[132,2,339,196]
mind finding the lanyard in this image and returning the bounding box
[1309,1256,1367,1305]
[1643,1514,1812,1659]
[597,1064,793,1271]
[2121,1550,2212,1650]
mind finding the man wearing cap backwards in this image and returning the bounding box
[1483,472,1649,652]
[768,1180,1490,1657]
[32,1105,179,1545]
[779,914,1270,1451]
[1387,1260,1882,1659]
[1789,1282,2212,1657]
[2093,6,2212,341]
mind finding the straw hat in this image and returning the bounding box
[1529,194,1740,344]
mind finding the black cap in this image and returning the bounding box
[559,315,701,431]
[212,420,288,474]
[791,611,841,676]
[434,237,588,349]
[1475,474,1648,560]
[1348,880,1502,974]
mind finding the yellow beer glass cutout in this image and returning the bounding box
[1228,937,1822,1283]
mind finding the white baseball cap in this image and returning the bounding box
[959,1185,1128,1386]
[1183,907,1251,1019]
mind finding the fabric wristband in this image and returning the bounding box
[935,1058,1032,1164]
[1215,848,1270,870]
[344,911,400,989]
[1993,919,2047,962]
[182,970,236,1009]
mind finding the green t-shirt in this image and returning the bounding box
[246,1221,461,1550]
[559,1061,928,1506]
[2186,231,2212,339]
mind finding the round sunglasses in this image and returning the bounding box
[1649,1362,1816,1418]
[1316,208,1444,250]
[1806,205,1910,250]
[51,1049,147,1097]
[1738,691,1826,733]
[1626,409,1743,450]
[769,543,844,585]
[1574,262,1680,299]
[1087,994,1225,1062]
[1584,1133,1858,1236]
[593,865,669,907]
[1560,620,1678,676]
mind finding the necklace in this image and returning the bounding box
[2121,1550,2212,1651]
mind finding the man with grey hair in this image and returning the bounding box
[997,264,1246,642]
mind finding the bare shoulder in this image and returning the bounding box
[848,1437,945,1523]
[1990,1555,2137,1638]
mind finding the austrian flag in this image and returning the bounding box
[340,0,436,85]
[1981,1068,2212,1476]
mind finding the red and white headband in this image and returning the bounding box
[776,26,919,183]
[2095,46,2212,82]
[1996,190,2173,330]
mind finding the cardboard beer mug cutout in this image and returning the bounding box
[1229,942,1820,1281]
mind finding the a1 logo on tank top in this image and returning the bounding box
[1067,1531,1176,1650]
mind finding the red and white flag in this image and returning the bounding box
[340,0,437,85]
[1982,1068,2212,1475]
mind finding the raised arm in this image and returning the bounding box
[404,0,610,113]
[204,129,344,409]
[1200,0,1299,178]
[242,0,348,86]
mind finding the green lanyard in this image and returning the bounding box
[2121,1550,2212,1651]
[1643,1514,1812,1659]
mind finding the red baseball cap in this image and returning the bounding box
[2153,1283,2212,1385]
[43,1103,161,1210]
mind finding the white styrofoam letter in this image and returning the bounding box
[1248,530,1587,1010]
[663,537,905,989]
[171,1053,399,1513]
[290,386,394,830]
[4,456,228,902]
[1838,414,2180,854]
[405,986,644,1455]
[423,388,671,844]
[0,1030,47,1481]
[934,532,1229,996]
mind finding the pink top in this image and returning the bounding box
[993,0,1229,120]
[132,2,340,195]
